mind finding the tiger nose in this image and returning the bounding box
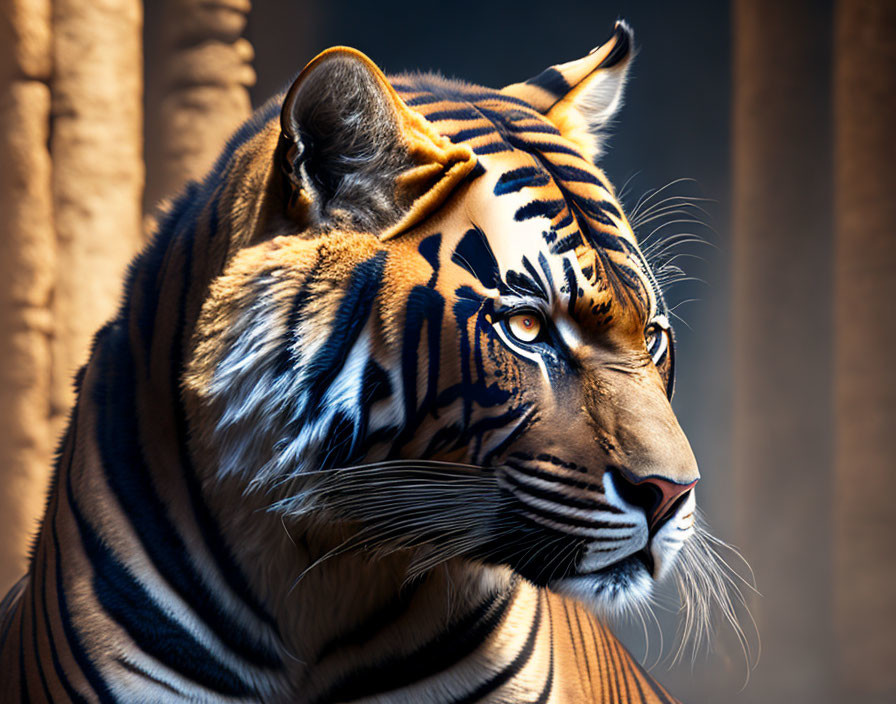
[613,468,698,530]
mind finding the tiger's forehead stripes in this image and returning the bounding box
[392,77,661,328]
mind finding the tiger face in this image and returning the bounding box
[185,23,699,615]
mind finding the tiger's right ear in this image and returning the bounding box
[278,47,476,238]
[501,21,634,162]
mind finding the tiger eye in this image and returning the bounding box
[507,312,543,343]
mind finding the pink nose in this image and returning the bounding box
[614,468,698,530]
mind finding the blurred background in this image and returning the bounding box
[1,0,894,701]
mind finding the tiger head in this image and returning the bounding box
[184,22,701,615]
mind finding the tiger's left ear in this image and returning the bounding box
[502,21,634,162]
[278,47,476,240]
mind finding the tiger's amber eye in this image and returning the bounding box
[507,312,542,343]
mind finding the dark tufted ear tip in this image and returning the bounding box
[591,20,634,68]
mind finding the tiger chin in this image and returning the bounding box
[0,19,734,704]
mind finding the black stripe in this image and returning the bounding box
[506,134,585,158]
[301,251,387,410]
[608,633,633,702]
[315,588,513,702]
[573,195,619,226]
[33,457,91,704]
[451,594,542,703]
[516,493,636,531]
[624,644,677,704]
[531,597,555,704]
[537,252,555,294]
[555,211,575,230]
[550,231,586,255]
[481,405,535,466]
[93,322,281,670]
[418,232,442,280]
[19,592,32,703]
[509,122,562,136]
[136,188,280,635]
[569,605,596,697]
[452,226,500,290]
[447,125,495,142]
[273,259,318,375]
[563,257,579,315]
[505,459,605,494]
[512,451,590,473]
[503,470,624,514]
[0,575,26,655]
[623,652,652,704]
[161,208,280,636]
[404,94,444,106]
[515,199,565,222]
[525,66,571,97]
[601,621,626,704]
[66,461,254,697]
[52,477,113,703]
[424,107,483,122]
[459,90,544,110]
[522,256,549,298]
[494,166,550,196]
[473,140,513,155]
[553,163,602,186]
[29,554,53,702]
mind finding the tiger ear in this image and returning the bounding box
[501,21,634,162]
[278,47,476,239]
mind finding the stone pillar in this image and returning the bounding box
[0,0,54,596]
[51,0,144,437]
[144,0,255,209]
[833,1,896,699]
[732,2,834,701]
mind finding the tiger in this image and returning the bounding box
[0,20,727,703]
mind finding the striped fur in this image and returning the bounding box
[1,22,708,702]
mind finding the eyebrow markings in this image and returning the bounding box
[514,199,565,222]
[451,226,500,290]
[504,255,550,303]
[537,252,555,293]
[522,256,549,299]
[493,166,550,196]
[562,257,578,315]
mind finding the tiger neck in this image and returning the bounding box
[34,322,527,700]
[208,481,521,680]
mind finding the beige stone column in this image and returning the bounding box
[833,1,896,699]
[51,0,144,436]
[144,0,255,209]
[732,2,834,701]
[0,0,54,596]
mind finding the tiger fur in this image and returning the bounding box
[0,22,705,703]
